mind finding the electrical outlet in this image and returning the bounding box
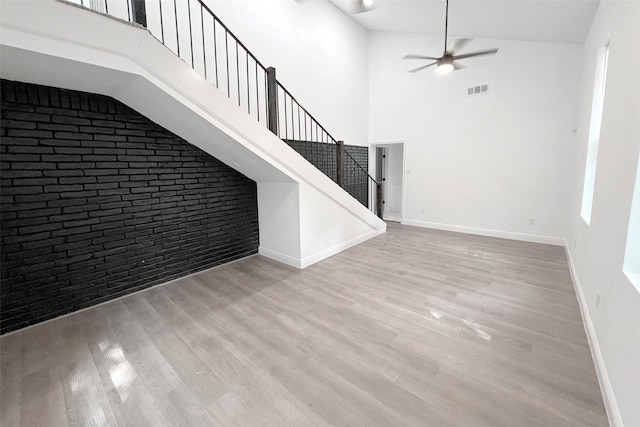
[528,218,535,225]
[596,291,601,309]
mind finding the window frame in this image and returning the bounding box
[580,42,610,225]
[623,153,640,290]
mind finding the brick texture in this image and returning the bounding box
[343,145,370,207]
[0,80,259,334]
[283,139,369,206]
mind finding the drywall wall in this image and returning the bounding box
[257,182,301,266]
[566,1,640,425]
[368,32,582,243]
[205,0,370,146]
[298,180,381,266]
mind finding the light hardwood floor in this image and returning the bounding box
[0,223,608,426]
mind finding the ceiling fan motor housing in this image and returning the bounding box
[439,54,454,66]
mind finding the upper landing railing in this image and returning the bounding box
[65,0,382,217]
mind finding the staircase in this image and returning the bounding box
[64,0,381,214]
[0,0,386,268]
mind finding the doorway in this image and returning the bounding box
[372,142,405,223]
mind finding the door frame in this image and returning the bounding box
[370,140,406,223]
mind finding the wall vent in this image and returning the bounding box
[467,84,489,97]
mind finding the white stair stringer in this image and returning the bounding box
[0,0,386,269]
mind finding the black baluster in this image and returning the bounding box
[255,63,259,122]
[246,53,250,115]
[187,0,194,68]
[158,0,165,43]
[291,96,295,141]
[213,19,219,88]
[225,32,230,97]
[297,103,301,143]
[201,5,207,79]
[283,91,288,139]
[236,42,240,106]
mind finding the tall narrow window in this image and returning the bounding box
[581,43,610,224]
[624,155,640,290]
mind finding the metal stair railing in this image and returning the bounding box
[65,0,382,217]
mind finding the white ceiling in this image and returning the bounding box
[328,0,600,44]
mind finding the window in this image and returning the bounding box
[624,155,640,289]
[581,43,610,224]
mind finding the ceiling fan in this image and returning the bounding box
[403,0,498,74]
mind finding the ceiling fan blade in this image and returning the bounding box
[453,48,499,60]
[403,54,441,61]
[408,62,438,73]
[448,38,471,54]
[452,62,466,70]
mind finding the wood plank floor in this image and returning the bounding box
[0,223,608,426]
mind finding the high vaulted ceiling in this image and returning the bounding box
[328,0,600,44]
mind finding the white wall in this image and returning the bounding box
[368,32,582,243]
[567,1,640,425]
[298,180,384,267]
[207,0,370,146]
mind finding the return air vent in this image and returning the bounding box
[467,84,489,96]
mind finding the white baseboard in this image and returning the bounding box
[401,219,565,246]
[300,227,386,268]
[259,226,387,270]
[258,246,303,269]
[564,243,623,427]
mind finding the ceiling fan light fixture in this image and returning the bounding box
[436,58,454,74]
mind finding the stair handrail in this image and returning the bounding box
[276,77,378,178]
[67,0,382,217]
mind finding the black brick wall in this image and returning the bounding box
[284,139,369,206]
[0,80,259,334]
[343,145,369,207]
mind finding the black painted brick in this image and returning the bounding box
[283,139,369,207]
[1,80,259,334]
[1,120,36,129]
[40,138,80,147]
